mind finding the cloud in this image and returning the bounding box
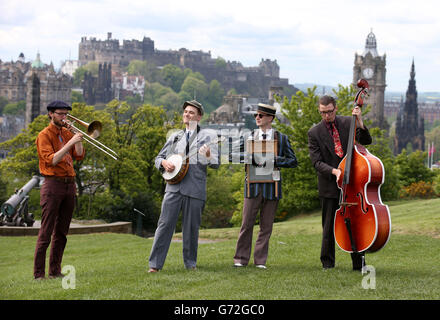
[1,0,439,91]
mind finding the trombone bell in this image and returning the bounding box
[87,120,102,139]
[67,114,102,139]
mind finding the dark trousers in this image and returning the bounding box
[321,197,364,269]
[33,179,76,278]
[234,192,278,266]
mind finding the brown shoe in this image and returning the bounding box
[34,276,45,281]
[148,268,159,273]
[48,273,65,279]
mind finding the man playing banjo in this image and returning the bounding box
[148,100,219,272]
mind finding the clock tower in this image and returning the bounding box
[353,30,388,129]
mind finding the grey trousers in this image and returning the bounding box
[148,191,204,270]
[233,192,278,266]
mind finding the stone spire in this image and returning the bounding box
[363,29,379,57]
[394,60,425,154]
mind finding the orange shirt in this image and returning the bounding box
[36,122,85,177]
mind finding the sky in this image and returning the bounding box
[1,0,439,92]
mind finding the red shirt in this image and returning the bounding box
[36,122,85,177]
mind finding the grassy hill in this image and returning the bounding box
[0,198,439,301]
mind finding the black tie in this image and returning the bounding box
[185,131,190,156]
[262,133,267,140]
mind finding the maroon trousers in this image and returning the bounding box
[33,179,76,278]
[234,192,278,266]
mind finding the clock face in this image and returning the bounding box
[363,67,374,79]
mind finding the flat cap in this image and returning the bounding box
[182,100,204,116]
[47,100,72,111]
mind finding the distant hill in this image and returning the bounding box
[385,91,440,103]
[293,83,337,95]
[294,83,440,103]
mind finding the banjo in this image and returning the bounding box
[162,136,224,184]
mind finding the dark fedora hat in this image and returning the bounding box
[257,103,276,116]
[47,100,72,111]
[182,100,204,116]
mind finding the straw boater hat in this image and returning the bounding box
[257,103,276,116]
[182,100,204,116]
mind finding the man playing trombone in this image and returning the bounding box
[34,100,85,280]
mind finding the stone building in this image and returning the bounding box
[385,100,440,124]
[208,94,249,125]
[78,32,296,100]
[394,60,425,154]
[113,72,145,101]
[353,30,387,129]
[0,53,72,126]
[208,86,288,128]
[0,53,28,102]
[81,62,112,105]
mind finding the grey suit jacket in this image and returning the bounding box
[307,115,372,198]
[155,127,219,201]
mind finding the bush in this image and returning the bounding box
[400,181,436,199]
[204,165,242,228]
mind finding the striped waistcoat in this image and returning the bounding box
[242,130,297,200]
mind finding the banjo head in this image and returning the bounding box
[162,154,183,180]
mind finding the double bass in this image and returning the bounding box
[334,79,391,255]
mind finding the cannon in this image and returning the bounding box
[0,176,43,227]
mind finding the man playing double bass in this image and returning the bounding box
[307,95,372,271]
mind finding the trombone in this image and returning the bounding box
[63,114,118,161]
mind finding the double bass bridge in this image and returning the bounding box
[340,202,358,207]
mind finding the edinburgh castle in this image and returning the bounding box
[79,32,296,99]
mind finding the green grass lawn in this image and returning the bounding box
[0,198,439,300]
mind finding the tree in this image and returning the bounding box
[161,64,185,92]
[207,80,225,112]
[275,87,322,215]
[0,115,47,179]
[89,100,181,229]
[73,61,98,87]
[126,59,161,83]
[144,82,182,113]
[126,60,148,76]
[71,90,85,103]
[204,164,242,228]
[0,96,8,115]
[395,149,435,186]
[0,115,49,217]
[180,75,209,103]
[2,100,26,115]
[366,127,400,200]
